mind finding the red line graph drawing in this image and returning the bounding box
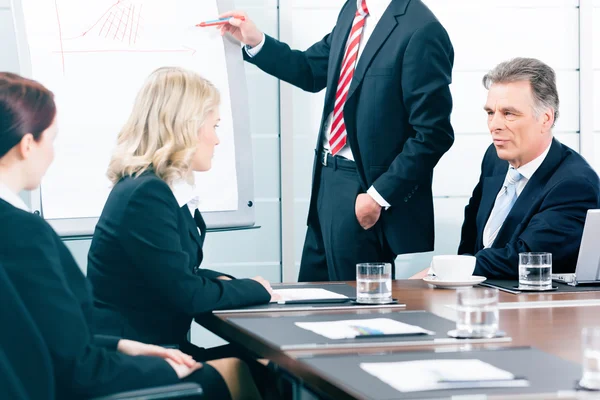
[63,1,143,44]
[52,0,198,74]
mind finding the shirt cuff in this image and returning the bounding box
[367,186,391,210]
[244,33,266,57]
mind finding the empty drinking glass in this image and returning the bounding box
[455,288,499,338]
[356,263,392,304]
[580,328,600,389]
[519,252,552,290]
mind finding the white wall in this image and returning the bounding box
[281,0,583,278]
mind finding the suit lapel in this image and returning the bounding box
[347,0,410,100]
[181,205,203,250]
[193,209,207,242]
[493,139,563,247]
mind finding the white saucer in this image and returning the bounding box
[423,275,487,289]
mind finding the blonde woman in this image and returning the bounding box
[0,71,268,399]
[87,67,273,399]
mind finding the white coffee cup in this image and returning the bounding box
[430,255,476,281]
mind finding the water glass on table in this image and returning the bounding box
[356,263,392,304]
[518,252,552,290]
[580,327,600,390]
[455,287,499,338]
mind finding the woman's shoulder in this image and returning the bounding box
[0,200,51,230]
[0,201,60,247]
[110,170,179,211]
[113,170,172,197]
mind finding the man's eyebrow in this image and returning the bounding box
[499,106,521,114]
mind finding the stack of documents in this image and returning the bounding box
[295,318,433,339]
[360,359,529,392]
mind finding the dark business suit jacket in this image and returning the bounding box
[0,265,53,400]
[87,170,270,346]
[458,139,600,278]
[244,0,454,255]
[0,199,178,399]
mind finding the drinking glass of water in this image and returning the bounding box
[580,327,600,389]
[519,252,552,290]
[356,263,392,304]
[455,288,499,338]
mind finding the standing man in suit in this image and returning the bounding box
[457,58,600,278]
[220,0,455,281]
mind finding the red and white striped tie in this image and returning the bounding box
[329,0,369,156]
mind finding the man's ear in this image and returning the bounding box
[16,134,35,160]
[541,108,554,133]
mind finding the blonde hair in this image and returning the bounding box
[107,66,220,186]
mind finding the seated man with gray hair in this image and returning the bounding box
[458,57,600,278]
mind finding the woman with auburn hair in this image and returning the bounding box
[87,67,274,397]
[0,71,255,399]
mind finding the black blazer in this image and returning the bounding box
[0,265,53,400]
[244,0,454,255]
[458,139,600,278]
[0,200,178,399]
[87,171,270,346]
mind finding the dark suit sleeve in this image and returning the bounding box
[372,21,455,205]
[473,177,600,278]
[195,268,229,280]
[120,179,271,315]
[94,334,121,350]
[4,216,178,398]
[458,179,483,256]
[243,33,331,93]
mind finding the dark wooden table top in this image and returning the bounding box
[200,280,600,399]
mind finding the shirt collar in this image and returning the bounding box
[171,179,197,208]
[0,181,29,212]
[515,142,552,180]
[363,0,392,18]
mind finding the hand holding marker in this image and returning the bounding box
[196,16,246,28]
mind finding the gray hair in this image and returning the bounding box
[482,58,559,127]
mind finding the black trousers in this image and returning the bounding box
[298,153,396,282]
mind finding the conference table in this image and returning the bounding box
[201,280,600,399]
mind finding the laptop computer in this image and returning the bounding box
[552,209,600,286]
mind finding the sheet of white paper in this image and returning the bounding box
[360,359,515,393]
[272,288,348,302]
[295,318,432,339]
[20,0,239,219]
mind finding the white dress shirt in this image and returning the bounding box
[247,0,393,208]
[0,181,29,212]
[482,143,552,248]
[172,179,202,236]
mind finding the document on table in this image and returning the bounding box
[360,359,528,392]
[271,288,348,302]
[295,318,433,339]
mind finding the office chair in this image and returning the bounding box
[0,265,203,400]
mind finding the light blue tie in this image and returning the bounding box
[485,167,523,246]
